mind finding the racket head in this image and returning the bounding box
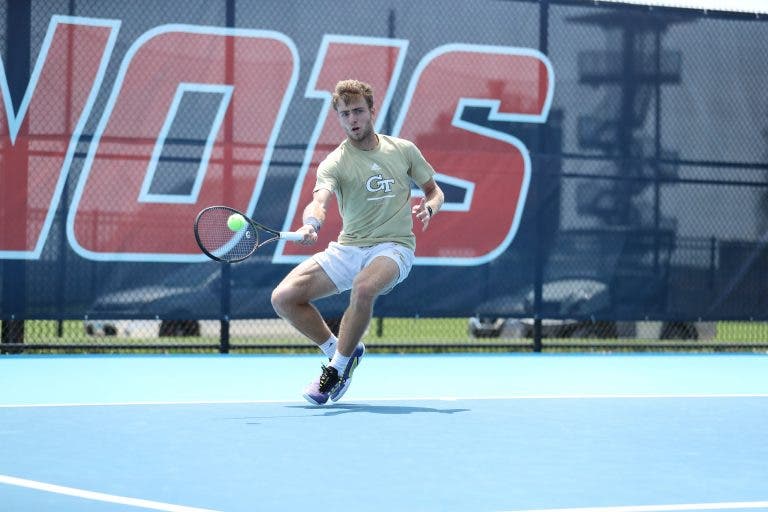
[194,206,260,263]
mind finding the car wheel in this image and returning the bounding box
[159,320,200,337]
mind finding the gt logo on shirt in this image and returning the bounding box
[366,174,395,194]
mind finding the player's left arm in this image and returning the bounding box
[412,177,444,232]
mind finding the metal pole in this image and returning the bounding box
[219,0,236,353]
[1,0,31,352]
[532,0,550,353]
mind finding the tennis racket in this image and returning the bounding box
[194,205,303,263]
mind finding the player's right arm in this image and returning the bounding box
[298,188,333,244]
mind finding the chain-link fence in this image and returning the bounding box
[4,318,768,353]
[2,0,768,353]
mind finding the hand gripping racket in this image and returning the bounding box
[194,205,303,263]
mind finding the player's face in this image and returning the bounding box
[336,95,376,149]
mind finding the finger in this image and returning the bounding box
[413,197,426,215]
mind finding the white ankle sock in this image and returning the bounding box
[318,335,337,358]
[330,352,351,373]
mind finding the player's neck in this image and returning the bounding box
[348,132,379,151]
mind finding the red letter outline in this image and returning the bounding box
[67,25,299,261]
[0,16,119,259]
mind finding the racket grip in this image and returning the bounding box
[280,231,304,241]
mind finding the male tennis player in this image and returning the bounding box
[271,79,444,405]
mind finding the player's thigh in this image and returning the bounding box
[352,256,401,298]
[277,258,338,302]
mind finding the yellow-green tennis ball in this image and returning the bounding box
[227,213,246,231]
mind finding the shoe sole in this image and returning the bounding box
[330,379,351,402]
[302,392,328,406]
[330,345,365,402]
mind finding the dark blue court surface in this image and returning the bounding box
[1,354,767,512]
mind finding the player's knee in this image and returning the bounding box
[350,280,379,306]
[270,286,291,317]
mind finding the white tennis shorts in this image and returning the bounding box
[312,241,415,294]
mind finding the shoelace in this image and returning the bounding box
[318,365,339,393]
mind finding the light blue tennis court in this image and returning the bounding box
[1,354,767,512]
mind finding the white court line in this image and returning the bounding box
[501,501,768,512]
[0,474,221,512]
[1,393,768,408]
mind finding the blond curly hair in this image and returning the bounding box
[331,79,374,111]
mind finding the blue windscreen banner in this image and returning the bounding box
[1,0,766,322]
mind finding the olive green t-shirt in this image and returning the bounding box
[315,134,435,251]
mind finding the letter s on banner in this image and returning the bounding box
[395,44,554,266]
[67,25,298,261]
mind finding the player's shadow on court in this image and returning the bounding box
[288,403,469,416]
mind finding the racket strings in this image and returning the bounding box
[196,207,259,262]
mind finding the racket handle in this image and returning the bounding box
[280,231,304,241]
